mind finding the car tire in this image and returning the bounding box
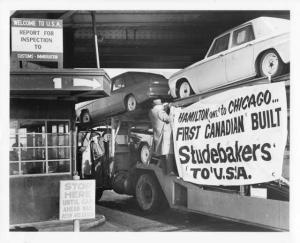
[177,80,194,98]
[135,173,162,213]
[259,50,284,78]
[96,188,103,202]
[139,143,151,165]
[125,95,137,111]
[81,110,91,124]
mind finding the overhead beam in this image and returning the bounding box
[59,11,77,21]
[67,10,289,25]
[71,56,201,69]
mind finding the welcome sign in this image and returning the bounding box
[11,18,63,61]
[172,82,287,186]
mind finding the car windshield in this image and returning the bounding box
[207,33,230,57]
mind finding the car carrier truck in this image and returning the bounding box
[76,73,290,231]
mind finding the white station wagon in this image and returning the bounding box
[169,17,290,98]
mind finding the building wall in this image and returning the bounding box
[10,175,71,224]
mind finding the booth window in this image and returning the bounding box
[10,120,71,176]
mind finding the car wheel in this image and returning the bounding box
[139,143,151,165]
[177,81,193,98]
[259,50,284,78]
[135,173,162,213]
[125,95,137,111]
[81,110,91,124]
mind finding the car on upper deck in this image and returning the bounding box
[168,17,290,98]
[76,71,170,125]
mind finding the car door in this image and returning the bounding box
[91,76,126,118]
[127,73,149,103]
[107,76,127,115]
[225,24,255,83]
[191,33,230,92]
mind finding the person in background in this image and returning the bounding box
[80,132,93,179]
[10,142,19,161]
[91,134,106,186]
[83,159,92,179]
[102,131,112,182]
[148,99,176,175]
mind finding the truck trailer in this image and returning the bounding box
[76,73,290,231]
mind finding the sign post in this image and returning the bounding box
[60,177,95,232]
[72,174,80,232]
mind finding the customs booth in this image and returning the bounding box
[9,68,110,225]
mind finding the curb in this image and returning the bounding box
[10,214,106,232]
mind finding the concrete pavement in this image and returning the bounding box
[87,206,180,232]
[10,214,106,232]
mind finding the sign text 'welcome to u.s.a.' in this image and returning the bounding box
[172,82,287,186]
[11,18,63,61]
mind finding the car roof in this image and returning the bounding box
[112,71,167,81]
[213,16,289,40]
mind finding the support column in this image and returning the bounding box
[240,186,245,196]
[110,117,116,178]
[92,11,100,68]
[73,173,80,232]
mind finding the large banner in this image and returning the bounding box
[172,82,287,186]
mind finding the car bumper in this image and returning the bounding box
[148,85,170,98]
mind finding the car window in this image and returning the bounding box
[112,78,125,91]
[207,33,230,57]
[232,25,255,47]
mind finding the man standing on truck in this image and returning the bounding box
[148,99,176,175]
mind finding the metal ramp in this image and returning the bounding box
[171,73,290,108]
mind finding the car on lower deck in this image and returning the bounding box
[129,128,153,165]
[76,71,170,125]
[169,17,290,98]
